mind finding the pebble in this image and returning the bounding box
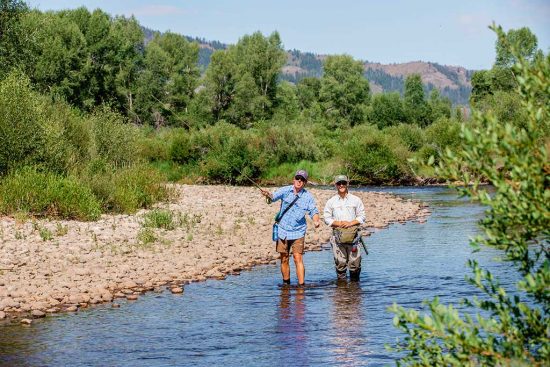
[111,303,120,308]
[66,306,78,312]
[170,287,183,294]
[126,294,138,301]
[20,318,32,325]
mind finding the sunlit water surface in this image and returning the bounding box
[0,187,518,366]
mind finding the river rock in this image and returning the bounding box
[66,306,78,312]
[170,287,183,294]
[31,310,45,318]
[126,294,138,301]
[0,311,5,319]
[20,318,32,325]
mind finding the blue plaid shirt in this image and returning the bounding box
[272,185,319,240]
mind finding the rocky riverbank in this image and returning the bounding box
[0,185,430,323]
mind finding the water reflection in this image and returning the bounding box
[276,285,308,365]
[329,281,366,366]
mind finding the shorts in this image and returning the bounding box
[276,237,305,255]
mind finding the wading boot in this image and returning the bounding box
[336,269,347,280]
[349,268,361,281]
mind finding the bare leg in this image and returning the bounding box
[280,253,290,281]
[293,252,305,285]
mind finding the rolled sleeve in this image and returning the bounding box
[323,199,335,226]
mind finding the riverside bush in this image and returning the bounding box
[81,163,170,213]
[0,73,45,175]
[0,166,101,220]
[89,107,139,167]
[383,124,425,152]
[341,125,413,184]
[259,121,324,164]
[193,122,265,184]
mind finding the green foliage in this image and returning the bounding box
[404,74,432,127]
[135,31,199,126]
[195,122,265,184]
[320,54,371,127]
[0,166,101,220]
[423,118,462,162]
[81,163,170,213]
[391,25,549,366]
[367,92,406,128]
[202,31,286,127]
[0,72,45,174]
[383,124,425,152]
[340,125,413,184]
[258,121,325,165]
[89,107,139,167]
[0,0,29,77]
[495,27,538,68]
[143,209,175,230]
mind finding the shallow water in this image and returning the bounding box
[0,187,518,366]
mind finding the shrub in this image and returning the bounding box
[258,121,325,164]
[0,166,101,220]
[0,73,45,175]
[340,125,413,184]
[383,124,425,152]
[82,163,170,213]
[89,107,139,167]
[194,122,266,184]
[143,209,175,230]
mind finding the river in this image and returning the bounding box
[0,187,517,366]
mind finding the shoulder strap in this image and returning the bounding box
[275,194,300,223]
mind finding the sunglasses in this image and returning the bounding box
[336,181,348,186]
[294,176,307,182]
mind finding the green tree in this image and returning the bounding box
[320,54,370,127]
[428,89,452,121]
[495,27,538,68]
[18,10,86,101]
[403,74,432,127]
[0,0,29,77]
[470,70,493,104]
[390,25,549,366]
[135,32,199,127]
[202,31,286,127]
[367,92,406,128]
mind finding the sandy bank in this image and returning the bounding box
[0,184,430,323]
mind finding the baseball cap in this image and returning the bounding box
[295,169,308,181]
[334,175,349,184]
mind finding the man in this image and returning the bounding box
[323,175,366,281]
[261,169,321,285]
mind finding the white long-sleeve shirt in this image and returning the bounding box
[323,193,366,226]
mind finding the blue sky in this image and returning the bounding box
[27,0,549,70]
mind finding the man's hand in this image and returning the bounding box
[260,189,272,203]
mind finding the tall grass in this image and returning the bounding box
[0,166,101,220]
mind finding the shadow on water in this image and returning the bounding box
[0,186,519,367]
